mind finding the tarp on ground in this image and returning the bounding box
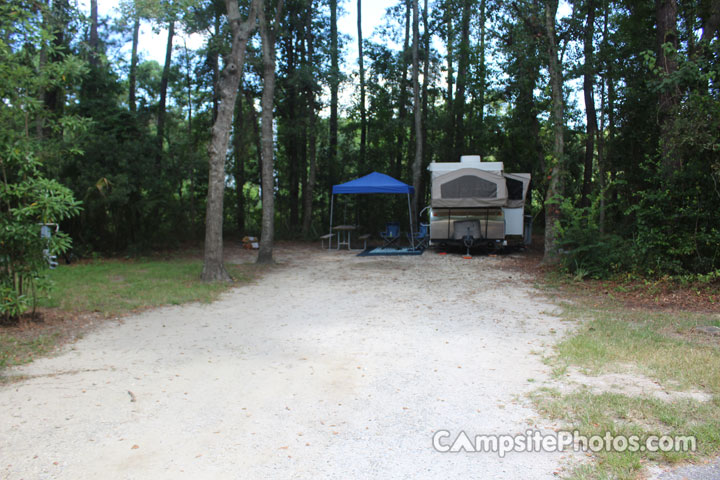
[332,172,415,195]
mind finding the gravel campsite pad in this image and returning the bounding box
[1,246,573,479]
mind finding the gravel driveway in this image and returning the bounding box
[1,246,571,479]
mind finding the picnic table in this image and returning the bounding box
[332,225,356,250]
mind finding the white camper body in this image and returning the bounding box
[427,156,531,249]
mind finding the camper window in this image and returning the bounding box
[441,175,497,199]
[506,177,524,200]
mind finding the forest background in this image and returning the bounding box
[2,0,719,298]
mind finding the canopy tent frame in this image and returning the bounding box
[330,172,416,250]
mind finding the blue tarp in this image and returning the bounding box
[332,172,415,195]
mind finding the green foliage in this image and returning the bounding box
[0,165,81,321]
[629,158,720,276]
[50,22,212,253]
[2,0,718,282]
[0,1,83,322]
[628,41,720,276]
[556,200,630,279]
[558,148,720,279]
[558,18,720,280]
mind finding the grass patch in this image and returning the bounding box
[532,388,720,479]
[0,333,60,369]
[1,257,261,377]
[535,293,720,479]
[554,302,720,393]
[38,258,258,315]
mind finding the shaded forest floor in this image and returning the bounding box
[510,235,719,314]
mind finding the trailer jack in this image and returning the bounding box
[463,235,474,258]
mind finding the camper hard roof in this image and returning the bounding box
[428,159,504,179]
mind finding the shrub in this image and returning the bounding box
[556,200,631,279]
[0,155,81,322]
[0,5,83,321]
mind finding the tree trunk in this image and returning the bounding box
[257,0,283,264]
[517,47,543,176]
[477,0,486,147]
[202,0,258,281]
[183,39,193,137]
[598,73,606,234]
[36,4,49,138]
[301,10,318,238]
[395,0,411,180]
[607,53,617,207]
[182,39,194,225]
[357,0,367,173]
[411,0,423,219]
[452,0,471,160]
[700,0,720,42]
[89,0,99,66]
[246,89,263,184]
[542,0,565,265]
[211,14,221,122]
[157,20,174,155]
[580,0,597,209]
[302,108,318,238]
[655,0,679,169]
[444,2,454,163]
[234,86,247,234]
[329,0,338,202]
[280,28,304,233]
[284,33,300,231]
[298,28,308,234]
[598,0,610,234]
[44,0,70,120]
[420,0,430,207]
[128,16,139,112]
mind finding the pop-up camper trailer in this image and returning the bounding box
[427,156,531,250]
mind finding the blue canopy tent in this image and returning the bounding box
[330,172,416,248]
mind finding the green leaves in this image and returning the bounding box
[0,1,83,322]
[556,199,630,279]
[0,171,81,321]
